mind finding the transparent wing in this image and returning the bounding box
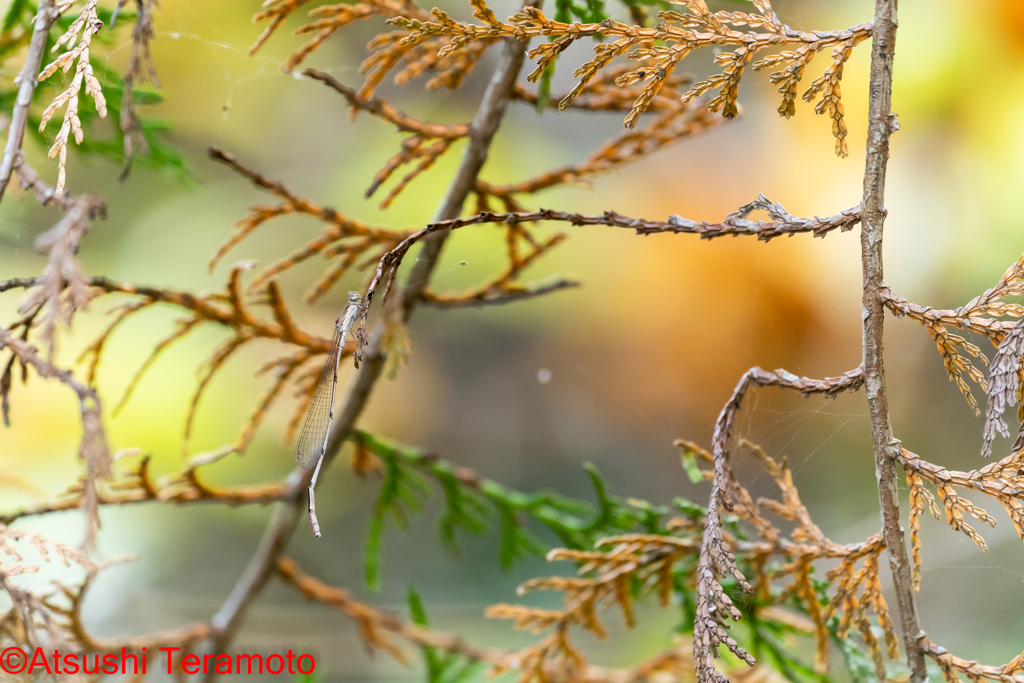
[295,326,342,470]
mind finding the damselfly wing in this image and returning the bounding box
[295,324,343,469]
[295,292,362,470]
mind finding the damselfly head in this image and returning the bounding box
[347,290,363,306]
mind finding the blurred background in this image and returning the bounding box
[1,0,1023,679]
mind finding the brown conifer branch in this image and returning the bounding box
[386,0,873,147]
[477,100,725,199]
[274,555,735,683]
[248,0,312,55]
[919,639,1024,683]
[879,286,1000,416]
[422,277,581,308]
[2,274,333,351]
[879,286,1023,345]
[363,199,861,310]
[897,447,1024,548]
[694,365,864,683]
[276,555,483,664]
[207,149,406,299]
[0,454,290,525]
[858,2,927,681]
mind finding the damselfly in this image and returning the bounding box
[296,291,362,537]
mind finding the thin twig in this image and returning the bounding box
[304,69,469,139]
[0,0,59,203]
[420,202,861,240]
[422,278,581,308]
[13,156,80,210]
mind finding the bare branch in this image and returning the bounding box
[0,0,59,202]
[362,199,861,313]
[859,1,927,679]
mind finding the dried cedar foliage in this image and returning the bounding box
[2,1,1024,682]
[36,0,108,193]
[881,254,1024,453]
[382,0,870,154]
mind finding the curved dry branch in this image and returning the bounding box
[0,452,290,526]
[693,365,864,683]
[361,199,861,321]
[920,639,1024,683]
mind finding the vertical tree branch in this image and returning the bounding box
[202,30,531,673]
[860,2,927,682]
[0,0,58,203]
[399,22,534,310]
